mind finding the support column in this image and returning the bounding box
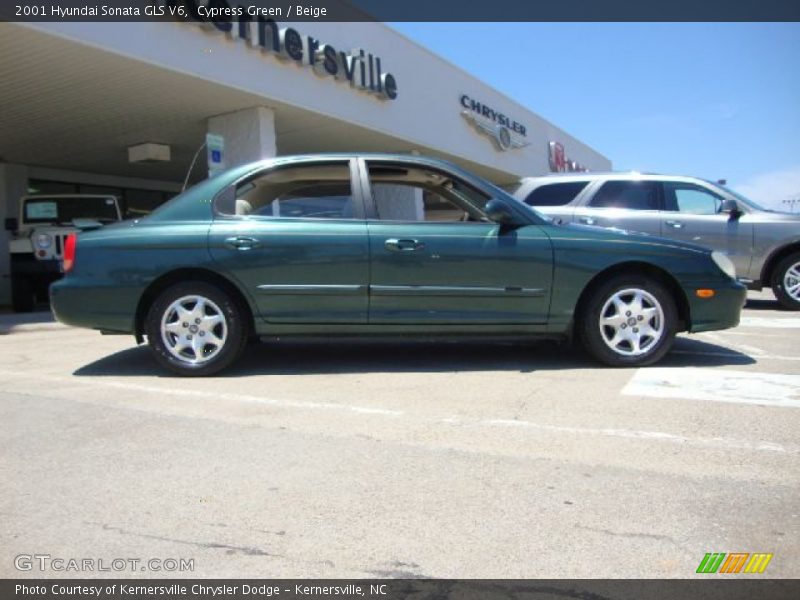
[0,163,29,306]
[207,106,277,171]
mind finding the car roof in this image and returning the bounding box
[518,172,710,184]
[263,152,464,168]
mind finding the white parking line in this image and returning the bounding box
[0,369,796,456]
[622,368,800,408]
[672,350,800,361]
[739,317,800,329]
[485,419,793,454]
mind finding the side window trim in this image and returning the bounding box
[360,159,493,225]
[214,158,366,221]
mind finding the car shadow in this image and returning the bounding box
[0,310,56,334]
[73,335,755,378]
[745,297,784,311]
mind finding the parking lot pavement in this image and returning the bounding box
[1,290,798,579]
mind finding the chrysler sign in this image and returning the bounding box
[460,95,528,151]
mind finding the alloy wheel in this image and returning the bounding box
[783,260,800,302]
[160,295,228,365]
[598,288,665,357]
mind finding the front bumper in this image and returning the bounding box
[686,278,747,333]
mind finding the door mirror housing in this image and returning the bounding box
[4,217,18,232]
[719,199,741,218]
[484,198,521,226]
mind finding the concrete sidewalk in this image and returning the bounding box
[0,310,65,334]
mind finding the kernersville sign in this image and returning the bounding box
[156,1,398,101]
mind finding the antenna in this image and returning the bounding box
[182,141,207,193]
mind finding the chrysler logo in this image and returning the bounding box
[460,95,528,151]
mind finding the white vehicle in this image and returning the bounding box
[6,194,122,312]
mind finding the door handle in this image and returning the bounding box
[665,220,684,229]
[224,236,261,250]
[385,238,425,252]
[579,216,597,225]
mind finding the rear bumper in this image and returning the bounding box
[50,278,137,333]
[686,279,747,333]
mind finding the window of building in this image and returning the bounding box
[125,189,173,218]
[28,179,176,219]
[523,181,589,206]
[589,180,661,210]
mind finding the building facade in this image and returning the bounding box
[0,19,611,305]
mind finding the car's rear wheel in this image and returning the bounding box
[772,252,800,311]
[579,275,678,367]
[145,281,247,376]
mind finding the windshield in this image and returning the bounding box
[23,196,119,224]
[706,181,770,211]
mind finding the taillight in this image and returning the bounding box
[63,234,77,273]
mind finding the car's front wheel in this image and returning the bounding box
[772,252,800,311]
[579,275,678,367]
[145,281,248,376]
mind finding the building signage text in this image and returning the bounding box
[460,95,528,151]
[548,141,588,172]
[155,1,398,101]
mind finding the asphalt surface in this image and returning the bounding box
[1,290,798,579]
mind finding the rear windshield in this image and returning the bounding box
[24,196,119,224]
[523,181,589,206]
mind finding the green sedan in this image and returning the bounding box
[51,154,746,376]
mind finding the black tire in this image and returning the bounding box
[578,275,678,367]
[771,252,800,311]
[11,277,35,313]
[145,281,248,376]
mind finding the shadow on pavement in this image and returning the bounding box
[73,335,755,378]
[745,297,785,311]
[0,310,56,334]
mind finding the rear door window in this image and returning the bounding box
[589,181,661,210]
[523,181,589,206]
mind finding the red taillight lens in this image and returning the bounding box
[63,233,77,273]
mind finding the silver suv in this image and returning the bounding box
[510,173,800,310]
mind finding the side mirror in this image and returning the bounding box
[4,217,18,232]
[719,199,741,218]
[484,198,520,226]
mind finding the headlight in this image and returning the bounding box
[711,251,736,280]
[35,233,52,249]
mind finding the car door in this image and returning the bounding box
[660,181,754,278]
[208,158,370,323]
[572,179,663,236]
[361,159,553,324]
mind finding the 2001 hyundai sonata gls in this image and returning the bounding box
[51,154,745,376]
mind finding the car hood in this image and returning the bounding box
[748,210,800,224]
[556,221,710,255]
